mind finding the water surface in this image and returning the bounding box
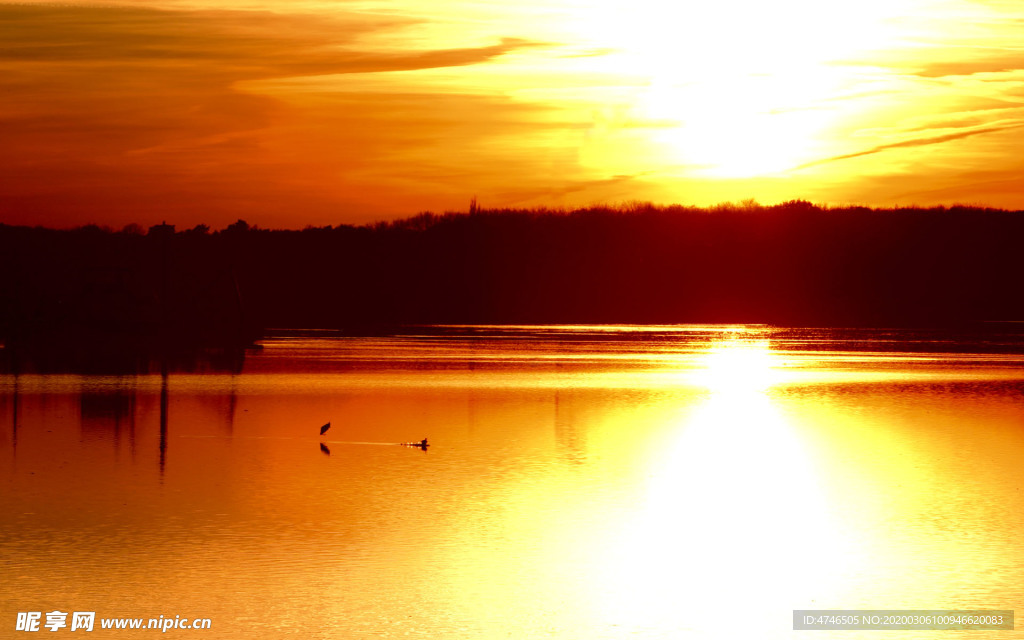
[2,326,1023,638]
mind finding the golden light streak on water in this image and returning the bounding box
[594,338,857,637]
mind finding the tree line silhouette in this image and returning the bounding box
[1,200,1022,358]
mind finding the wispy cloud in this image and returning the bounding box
[797,121,1024,170]
[0,4,560,227]
[913,53,1024,78]
[0,5,543,77]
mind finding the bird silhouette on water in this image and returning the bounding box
[402,437,429,450]
[317,421,427,450]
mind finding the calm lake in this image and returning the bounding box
[2,326,1023,639]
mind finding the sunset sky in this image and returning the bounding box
[2,0,1023,229]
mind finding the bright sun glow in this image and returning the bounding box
[597,339,856,637]
[566,0,928,177]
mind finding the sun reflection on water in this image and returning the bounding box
[697,338,781,393]
[598,338,855,637]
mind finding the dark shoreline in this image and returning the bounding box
[2,202,1023,352]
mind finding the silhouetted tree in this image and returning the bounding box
[1,203,1022,345]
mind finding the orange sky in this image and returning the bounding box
[2,0,1023,229]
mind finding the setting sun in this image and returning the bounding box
[569,0,916,177]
